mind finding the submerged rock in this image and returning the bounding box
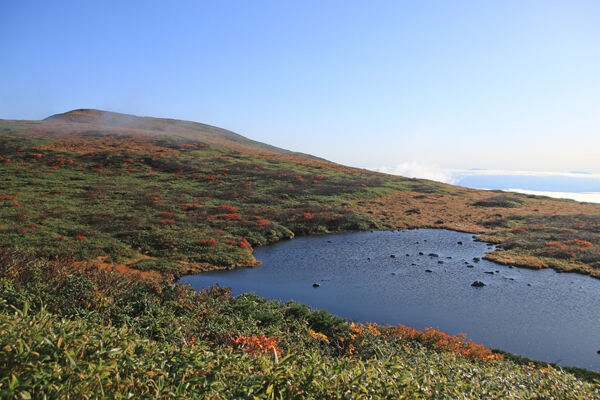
[429,253,439,257]
[390,255,396,258]
[425,269,433,273]
[473,257,480,262]
[312,283,320,288]
[471,281,486,287]
[484,271,494,275]
[457,241,463,245]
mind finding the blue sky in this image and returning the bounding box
[1,1,599,174]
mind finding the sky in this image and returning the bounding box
[1,1,599,178]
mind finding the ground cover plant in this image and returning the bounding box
[0,250,598,399]
[3,110,600,278]
[480,214,600,277]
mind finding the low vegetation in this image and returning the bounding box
[481,214,600,277]
[1,251,598,398]
[473,194,526,208]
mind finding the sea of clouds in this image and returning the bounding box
[370,162,600,204]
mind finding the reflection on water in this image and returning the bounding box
[180,229,600,370]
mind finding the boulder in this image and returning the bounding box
[471,281,486,287]
[312,283,320,288]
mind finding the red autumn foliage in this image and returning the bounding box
[75,235,86,241]
[207,213,242,221]
[180,203,202,211]
[237,238,251,249]
[54,236,65,242]
[158,219,175,225]
[196,238,218,247]
[214,205,238,213]
[256,219,270,226]
[303,212,315,220]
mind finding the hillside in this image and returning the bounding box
[2,109,600,278]
[1,110,600,398]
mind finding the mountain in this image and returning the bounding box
[1,110,599,397]
[44,108,327,161]
[2,109,599,278]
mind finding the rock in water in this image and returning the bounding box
[471,281,486,287]
[312,283,320,288]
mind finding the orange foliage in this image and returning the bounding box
[230,334,280,357]
[566,239,594,248]
[351,323,502,362]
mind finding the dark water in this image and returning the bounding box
[180,229,600,370]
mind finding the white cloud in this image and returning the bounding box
[455,169,600,179]
[507,189,600,204]
[374,162,456,184]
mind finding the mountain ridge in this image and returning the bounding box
[43,108,328,162]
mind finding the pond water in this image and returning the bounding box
[180,229,600,370]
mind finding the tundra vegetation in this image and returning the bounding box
[1,110,599,397]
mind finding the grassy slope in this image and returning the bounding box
[1,110,600,397]
[1,251,598,399]
[3,109,600,278]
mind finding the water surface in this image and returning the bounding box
[180,229,600,370]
